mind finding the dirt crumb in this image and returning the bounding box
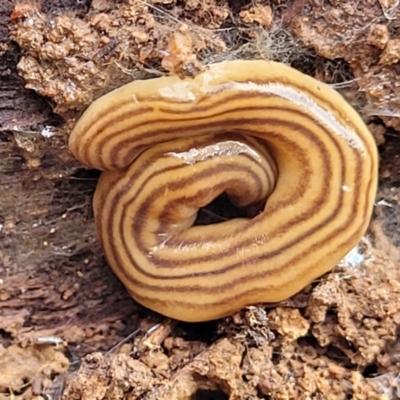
[161,27,204,77]
[367,24,390,50]
[240,5,273,28]
[380,39,400,66]
[268,307,310,341]
[0,344,69,394]
[63,353,155,400]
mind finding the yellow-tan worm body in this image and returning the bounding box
[69,60,378,322]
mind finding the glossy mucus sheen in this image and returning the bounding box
[69,60,378,322]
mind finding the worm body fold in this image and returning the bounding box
[69,60,378,322]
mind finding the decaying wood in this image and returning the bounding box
[1,0,400,399]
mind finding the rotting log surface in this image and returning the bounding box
[1,1,400,399]
[0,0,142,359]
